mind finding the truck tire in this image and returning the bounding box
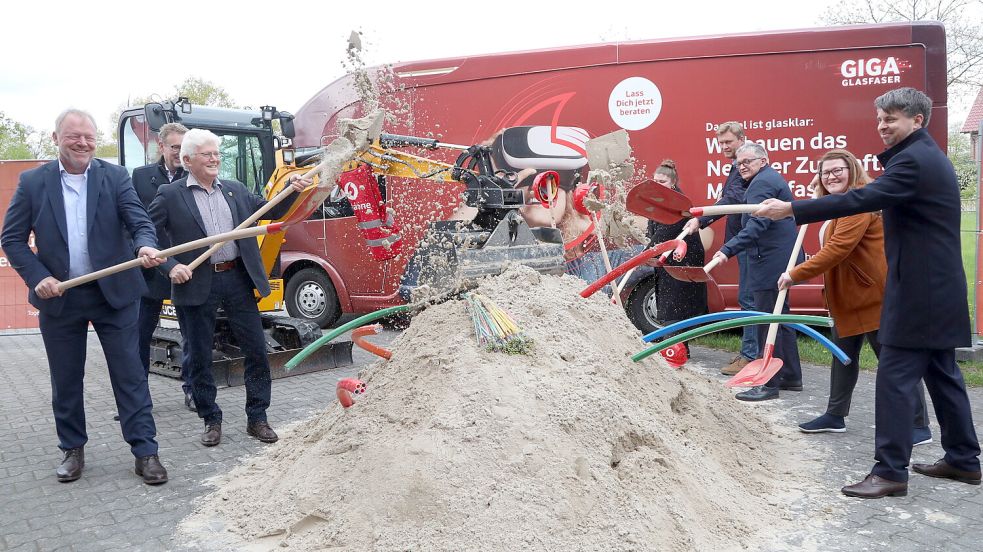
[626,275,663,335]
[285,268,341,328]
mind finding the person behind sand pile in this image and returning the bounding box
[0,108,169,485]
[755,87,981,499]
[683,122,758,376]
[643,160,707,334]
[131,122,196,412]
[149,128,309,448]
[711,141,803,402]
[779,150,932,446]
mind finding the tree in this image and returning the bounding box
[108,77,238,140]
[949,130,979,198]
[1,111,56,160]
[820,0,983,93]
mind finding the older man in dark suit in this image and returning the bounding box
[1,109,169,485]
[712,141,804,402]
[132,122,194,409]
[149,128,307,447]
[755,87,981,498]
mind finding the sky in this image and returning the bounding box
[0,0,973,136]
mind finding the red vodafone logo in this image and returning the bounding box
[344,181,359,200]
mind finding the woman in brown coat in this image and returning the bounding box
[778,149,930,442]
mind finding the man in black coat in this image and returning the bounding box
[149,128,307,447]
[755,87,981,498]
[712,142,803,402]
[132,122,194,410]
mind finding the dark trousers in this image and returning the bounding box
[138,296,190,393]
[826,329,928,427]
[872,345,981,482]
[175,265,271,426]
[752,288,802,388]
[38,284,158,458]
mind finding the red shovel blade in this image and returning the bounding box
[626,182,693,223]
[725,346,783,388]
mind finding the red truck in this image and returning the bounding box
[276,21,948,333]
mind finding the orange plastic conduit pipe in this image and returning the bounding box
[351,324,392,360]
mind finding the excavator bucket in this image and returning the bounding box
[399,211,566,300]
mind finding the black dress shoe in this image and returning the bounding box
[56,448,84,482]
[184,392,197,412]
[778,380,803,391]
[134,455,168,485]
[247,421,279,443]
[912,459,982,485]
[201,423,222,447]
[735,386,779,402]
[841,474,908,498]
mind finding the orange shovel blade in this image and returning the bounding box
[725,356,783,388]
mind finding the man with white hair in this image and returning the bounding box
[711,141,803,402]
[1,108,169,485]
[150,128,308,447]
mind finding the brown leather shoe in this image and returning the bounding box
[135,455,168,485]
[721,356,751,376]
[56,448,84,483]
[912,459,982,485]
[247,421,279,443]
[201,423,222,447]
[841,474,908,498]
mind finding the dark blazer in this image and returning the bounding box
[793,128,970,349]
[132,160,186,300]
[0,159,155,316]
[719,165,801,292]
[149,177,297,306]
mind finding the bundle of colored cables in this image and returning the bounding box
[464,293,531,354]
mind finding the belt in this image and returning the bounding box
[212,259,238,272]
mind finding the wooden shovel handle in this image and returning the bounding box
[688,204,761,217]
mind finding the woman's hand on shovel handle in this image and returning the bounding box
[683,218,701,236]
[777,271,795,291]
[754,198,793,220]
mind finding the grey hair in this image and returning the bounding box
[159,122,189,143]
[54,109,97,133]
[180,128,221,161]
[875,87,932,127]
[736,142,768,160]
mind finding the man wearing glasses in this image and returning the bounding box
[711,142,803,402]
[132,123,193,410]
[149,129,309,447]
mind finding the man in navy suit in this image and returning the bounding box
[0,109,169,485]
[132,122,195,410]
[149,128,307,447]
[756,87,981,498]
[712,141,803,402]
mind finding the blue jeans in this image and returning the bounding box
[565,245,653,292]
[737,250,759,360]
[138,296,190,394]
[175,266,272,426]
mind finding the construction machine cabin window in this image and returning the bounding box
[120,114,151,173]
[217,133,264,194]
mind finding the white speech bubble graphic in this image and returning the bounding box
[609,77,662,131]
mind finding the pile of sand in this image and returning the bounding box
[179,265,824,551]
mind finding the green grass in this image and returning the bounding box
[962,210,976,322]
[692,330,983,387]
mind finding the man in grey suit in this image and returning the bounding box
[149,128,308,447]
[1,109,169,484]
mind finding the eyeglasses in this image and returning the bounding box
[166,144,182,152]
[736,157,763,168]
[193,151,221,159]
[820,166,847,180]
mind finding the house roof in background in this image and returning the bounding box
[962,87,983,133]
